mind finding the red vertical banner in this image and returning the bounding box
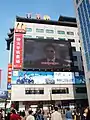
[13,33,23,69]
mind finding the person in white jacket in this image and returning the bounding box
[26,110,35,120]
[51,107,63,120]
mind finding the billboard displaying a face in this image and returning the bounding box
[23,38,72,70]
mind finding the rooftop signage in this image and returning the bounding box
[26,13,51,20]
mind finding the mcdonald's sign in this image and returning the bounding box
[43,15,50,20]
[15,22,26,33]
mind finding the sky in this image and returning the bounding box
[0,0,75,90]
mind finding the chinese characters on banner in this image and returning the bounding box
[13,33,23,69]
[7,64,12,90]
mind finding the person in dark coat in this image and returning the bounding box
[86,108,90,120]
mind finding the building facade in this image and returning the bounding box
[6,15,88,111]
[73,0,90,106]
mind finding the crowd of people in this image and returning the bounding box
[0,106,90,120]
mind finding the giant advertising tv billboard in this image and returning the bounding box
[23,38,72,70]
[12,71,85,85]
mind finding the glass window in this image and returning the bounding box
[76,87,87,93]
[78,3,90,71]
[74,66,79,71]
[52,88,69,94]
[25,90,30,94]
[67,32,74,35]
[71,47,76,52]
[73,56,77,61]
[36,28,44,33]
[46,37,54,39]
[46,29,54,33]
[58,38,65,40]
[34,90,44,94]
[81,56,83,61]
[57,31,65,34]
[36,36,44,39]
[24,35,32,38]
[68,39,75,42]
[76,0,80,4]
[26,28,32,32]
[79,40,80,43]
[25,88,44,94]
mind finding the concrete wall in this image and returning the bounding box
[23,22,83,71]
[11,84,87,101]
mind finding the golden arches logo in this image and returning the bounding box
[15,22,26,33]
[43,15,50,20]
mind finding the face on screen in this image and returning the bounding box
[45,46,55,60]
[23,38,72,70]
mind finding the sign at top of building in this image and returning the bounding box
[26,13,51,20]
[14,14,51,33]
[15,22,26,33]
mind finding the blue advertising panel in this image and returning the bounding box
[12,71,54,84]
[74,75,85,84]
[0,90,8,99]
[7,83,11,90]
[11,71,86,85]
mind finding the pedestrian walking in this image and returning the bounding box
[65,108,72,120]
[36,109,44,120]
[20,111,26,120]
[75,108,81,120]
[86,108,90,120]
[10,109,21,120]
[51,107,63,120]
[26,110,35,120]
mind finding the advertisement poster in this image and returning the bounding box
[54,72,74,84]
[13,33,23,69]
[0,90,8,99]
[11,71,86,85]
[12,71,54,84]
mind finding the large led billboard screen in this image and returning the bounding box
[12,71,85,85]
[23,38,72,70]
